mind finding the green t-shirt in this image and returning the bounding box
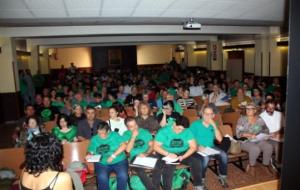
[189,119,215,147]
[155,126,194,154]
[52,125,77,142]
[123,128,153,160]
[88,132,126,165]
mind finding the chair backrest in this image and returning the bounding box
[186,116,200,124]
[0,147,25,178]
[44,121,56,132]
[222,112,240,136]
[62,140,90,168]
[124,107,135,117]
[217,105,230,114]
[96,108,110,121]
[183,109,198,117]
[193,96,203,105]
[219,124,234,137]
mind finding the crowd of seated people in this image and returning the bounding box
[11,65,285,190]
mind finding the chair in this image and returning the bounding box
[96,108,110,121]
[62,140,93,172]
[125,107,136,117]
[217,105,230,114]
[0,147,25,178]
[183,109,198,118]
[186,116,200,124]
[221,112,241,136]
[44,121,56,132]
[193,96,203,105]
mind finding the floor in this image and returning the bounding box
[0,123,279,190]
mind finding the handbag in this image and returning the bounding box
[229,140,242,154]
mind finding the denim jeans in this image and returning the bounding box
[199,146,228,177]
[152,153,203,190]
[94,159,129,190]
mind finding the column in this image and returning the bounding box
[0,37,21,122]
[39,47,50,74]
[27,39,39,75]
[207,40,223,71]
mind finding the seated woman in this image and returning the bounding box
[107,106,128,135]
[236,102,274,176]
[230,88,252,112]
[86,122,128,190]
[17,116,43,147]
[156,100,181,127]
[152,116,203,190]
[136,102,160,134]
[20,133,73,190]
[69,104,86,126]
[52,114,77,143]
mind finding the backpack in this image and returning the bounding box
[109,177,129,190]
[129,175,147,190]
[171,169,191,190]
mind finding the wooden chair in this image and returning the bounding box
[183,109,198,118]
[44,121,56,132]
[124,107,136,117]
[221,112,241,136]
[217,105,230,114]
[186,116,200,124]
[193,96,203,105]
[62,140,93,172]
[0,147,25,178]
[96,108,110,121]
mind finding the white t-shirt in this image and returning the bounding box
[107,118,127,135]
[189,86,203,97]
[260,110,282,133]
[208,92,230,106]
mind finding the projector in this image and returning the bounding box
[183,19,201,30]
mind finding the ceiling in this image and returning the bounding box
[0,0,287,27]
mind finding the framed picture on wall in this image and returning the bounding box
[108,49,122,65]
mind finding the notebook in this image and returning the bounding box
[197,147,220,157]
[130,156,158,169]
[86,155,101,162]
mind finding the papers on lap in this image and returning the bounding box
[250,133,271,142]
[86,155,101,162]
[162,156,180,165]
[197,147,220,157]
[130,156,158,169]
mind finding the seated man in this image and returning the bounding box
[177,88,197,109]
[37,96,59,122]
[123,117,155,190]
[208,84,230,106]
[260,100,284,165]
[77,106,105,141]
[190,106,229,188]
[152,116,203,190]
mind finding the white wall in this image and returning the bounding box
[49,47,92,69]
[137,45,174,65]
[244,48,255,73]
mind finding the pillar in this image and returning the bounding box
[0,37,21,122]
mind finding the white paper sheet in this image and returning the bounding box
[86,155,101,162]
[162,156,180,165]
[197,147,220,157]
[131,156,157,169]
[250,133,271,142]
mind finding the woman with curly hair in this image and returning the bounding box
[20,133,73,190]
